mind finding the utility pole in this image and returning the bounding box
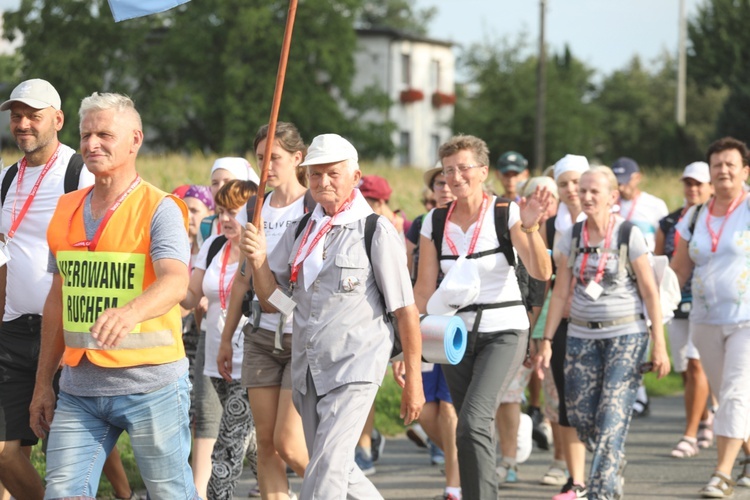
[534,0,547,171]
[676,0,687,126]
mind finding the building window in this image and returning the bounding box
[401,53,411,87]
[400,131,411,166]
[431,134,441,166]
[430,59,441,91]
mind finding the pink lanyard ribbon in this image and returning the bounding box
[290,191,356,284]
[706,193,746,253]
[71,176,142,251]
[218,241,235,310]
[443,193,489,256]
[7,145,61,239]
[579,215,615,285]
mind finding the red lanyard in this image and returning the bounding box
[580,215,615,285]
[290,191,356,284]
[443,193,489,256]
[622,194,639,221]
[71,176,142,251]
[7,144,61,239]
[218,241,235,310]
[706,193,746,253]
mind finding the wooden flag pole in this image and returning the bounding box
[252,0,299,228]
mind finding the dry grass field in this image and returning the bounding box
[0,149,689,217]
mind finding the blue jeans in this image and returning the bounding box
[44,372,197,500]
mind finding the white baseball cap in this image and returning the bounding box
[681,161,710,184]
[211,157,260,185]
[300,134,358,166]
[0,79,61,111]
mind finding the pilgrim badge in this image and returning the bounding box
[342,275,361,292]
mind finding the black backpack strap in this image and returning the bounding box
[205,235,228,268]
[64,154,85,193]
[617,220,636,281]
[493,198,515,267]
[430,205,450,260]
[568,221,584,268]
[688,203,704,239]
[0,163,19,207]
[364,213,379,263]
[294,212,314,240]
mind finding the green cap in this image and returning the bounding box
[496,151,528,173]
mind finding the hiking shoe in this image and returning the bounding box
[371,429,386,462]
[406,423,429,448]
[701,471,735,498]
[354,447,376,476]
[631,399,649,418]
[737,457,750,487]
[541,462,569,486]
[552,478,588,500]
[497,462,518,485]
[528,405,550,450]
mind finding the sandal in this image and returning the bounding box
[671,437,700,458]
[737,456,750,487]
[698,421,715,449]
[700,471,735,498]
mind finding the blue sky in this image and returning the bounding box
[415,0,705,77]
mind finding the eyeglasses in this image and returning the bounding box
[442,164,482,177]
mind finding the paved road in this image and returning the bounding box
[236,395,750,499]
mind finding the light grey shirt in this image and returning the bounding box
[269,210,414,396]
[555,216,649,339]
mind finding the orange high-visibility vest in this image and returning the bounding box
[47,180,188,368]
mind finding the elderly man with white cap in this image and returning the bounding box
[655,161,715,459]
[0,79,96,500]
[241,134,424,499]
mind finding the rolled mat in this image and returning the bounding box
[420,314,467,365]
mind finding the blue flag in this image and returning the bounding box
[108,0,190,22]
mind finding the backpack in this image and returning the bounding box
[569,219,681,323]
[428,198,524,335]
[205,235,228,268]
[430,197,515,267]
[1,153,85,206]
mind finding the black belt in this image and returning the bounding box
[457,301,525,336]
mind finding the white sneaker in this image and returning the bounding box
[517,413,533,463]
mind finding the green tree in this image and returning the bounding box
[453,36,600,170]
[357,0,436,35]
[3,0,154,147]
[3,0,396,157]
[594,54,727,167]
[688,0,750,143]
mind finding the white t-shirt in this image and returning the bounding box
[236,191,306,333]
[676,198,750,325]
[194,235,245,379]
[420,196,528,332]
[0,145,95,321]
[617,191,668,251]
